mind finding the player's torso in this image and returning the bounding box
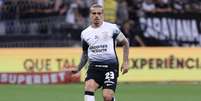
[82,22,118,68]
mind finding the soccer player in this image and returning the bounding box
[72,4,129,101]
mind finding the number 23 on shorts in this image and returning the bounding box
[105,71,115,80]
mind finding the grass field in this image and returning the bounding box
[1,83,201,101]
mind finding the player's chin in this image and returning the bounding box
[94,21,100,25]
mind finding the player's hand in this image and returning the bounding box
[121,62,129,75]
[71,69,80,74]
[70,68,81,78]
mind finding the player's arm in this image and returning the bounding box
[77,50,88,72]
[116,32,130,75]
[72,39,89,73]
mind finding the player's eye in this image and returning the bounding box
[92,12,96,15]
[92,12,102,15]
[97,12,102,15]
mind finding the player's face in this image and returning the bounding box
[90,7,104,27]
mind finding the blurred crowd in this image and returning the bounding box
[0,0,100,35]
[0,0,201,47]
[140,0,201,13]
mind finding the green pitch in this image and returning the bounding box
[1,83,201,101]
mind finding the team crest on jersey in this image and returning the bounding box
[102,31,110,40]
[86,34,99,45]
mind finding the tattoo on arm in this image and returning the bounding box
[77,50,88,71]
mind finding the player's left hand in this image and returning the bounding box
[121,62,129,75]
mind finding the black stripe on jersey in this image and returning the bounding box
[112,29,120,39]
[113,37,119,71]
[112,29,119,68]
[82,39,89,51]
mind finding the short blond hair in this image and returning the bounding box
[90,4,103,12]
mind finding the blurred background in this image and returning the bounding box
[1,0,201,47]
[1,0,201,101]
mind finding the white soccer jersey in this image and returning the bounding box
[81,22,125,66]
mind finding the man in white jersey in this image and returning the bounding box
[72,4,129,101]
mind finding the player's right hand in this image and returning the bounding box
[71,69,79,74]
[70,68,80,78]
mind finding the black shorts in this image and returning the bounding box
[85,68,118,92]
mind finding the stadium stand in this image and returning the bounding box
[0,0,201,47]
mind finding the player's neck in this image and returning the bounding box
[91,22,103,28]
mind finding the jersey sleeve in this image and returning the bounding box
[82,39,89,51]
[81,32,89,51]
[113,24,126,42]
